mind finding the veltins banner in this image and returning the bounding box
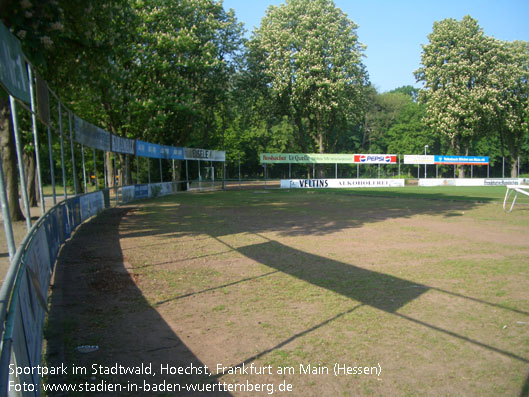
[281,179,405,189]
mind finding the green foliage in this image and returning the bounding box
[415,15,529,176]
[247,0,368,154]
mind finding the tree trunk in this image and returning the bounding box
[0,96,25,221]
[510,154,518,178]
[24,150,37,207]
[106,152,114,187]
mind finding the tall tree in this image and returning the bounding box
[248,0,368,160]
[130,0,243,148]
[1,0,62,220]
[490,40,529,177]
[415,15,499,177]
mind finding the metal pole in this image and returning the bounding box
[9,96,32,230]
[81,144,87,192]
[223,161,226,190]
[47,124,56,205]
[114,156,118,206]
[312,163,315,179]
[58,102,67,200]
[136,155,139,184]
[147,157,151,184]
[27,65,45,213]
[0,155,16,261]
[186,159,189,189]
[436,164,438,178]
[209,161,215,190]
[378,163,380,179]
[357,163,359,178]
[502,157,505,179]
[93,148,98,189]
[125,154,129,186]
[103,151,108,188]
[335,163,337,179]
[68,111,78,195]
[487,163,489,178]
[417,164,420,179]
[172,159,175,181]
[398,155,401,178]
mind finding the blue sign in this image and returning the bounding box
[160,145,184,160]
[134,184,149,199]
[136,140,161,158]
[434,155,489,165]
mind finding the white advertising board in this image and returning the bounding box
[418,178,523,187]
[281,179,405,189]
[403,155,435,165]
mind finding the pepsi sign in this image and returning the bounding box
[353,154,397,164]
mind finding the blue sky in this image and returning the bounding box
[222,0,529,93]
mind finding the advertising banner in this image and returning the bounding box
[134,184,149,199]
[353,154,397,164]
[149,182,176,198]
[281,179,405,189]
[418,178,521,187]
[65,196,81,236]
[111,134,135,155]
[0,21,30,103]
[136,140,161,158]
[19,226,52,375]
[185,148,225,162]
[403,155,436,165]
[121,186,135,203]
[404,154,489,165]
[80,191,104,221]
[434,155,489,165]
[74,116,111,151]
[42,206,64,266]
[261,153,356,164]
[160,145,184,160]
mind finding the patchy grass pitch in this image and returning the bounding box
[48,187,529,396]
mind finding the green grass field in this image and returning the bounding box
[49,186,529,396]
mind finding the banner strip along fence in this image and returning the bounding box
[0,20,226,396]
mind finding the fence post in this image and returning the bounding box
[9,96,32,230]
[28,65,45,213]
[81,145,87,193]
[0,155,16,261]
[47,125,56,205]
[68,111,78,195]
[58,102,67,200]
[93,148,98,189]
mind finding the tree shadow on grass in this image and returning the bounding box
[48,190,529,395]
[46,207,231,395]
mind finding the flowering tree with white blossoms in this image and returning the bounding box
[248,0,368,157]
[416,15,529,177]
[490,40,529,177]
[415,15,500,177]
